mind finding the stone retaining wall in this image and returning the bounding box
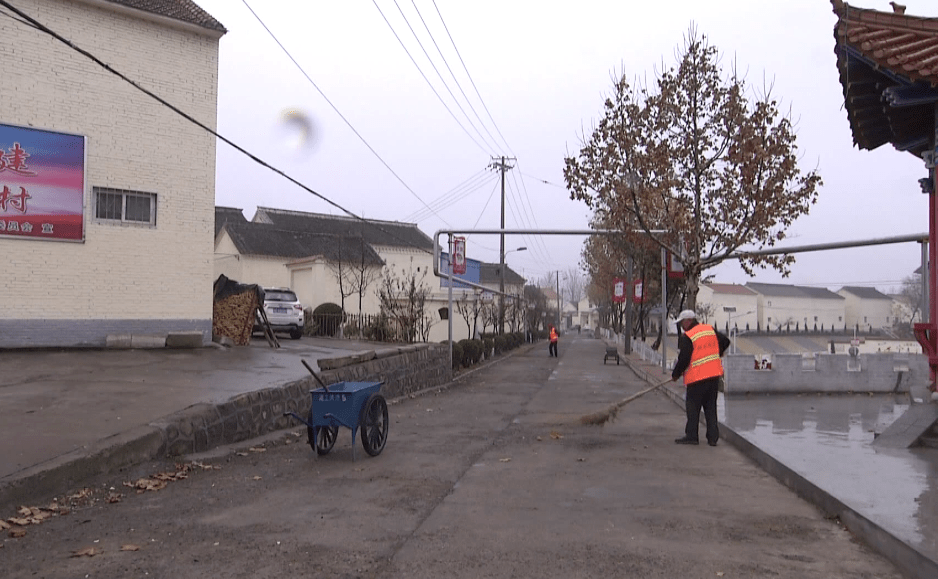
[154,343,451,456]
[723,352,928,394]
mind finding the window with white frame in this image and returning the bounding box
[93,187,157,226]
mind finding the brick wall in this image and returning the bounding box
[0,0,222,345]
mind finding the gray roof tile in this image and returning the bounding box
[253,207,433,252]
[105,0,226,32]
[221,221,384,265]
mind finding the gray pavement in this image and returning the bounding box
[0,333,936,578]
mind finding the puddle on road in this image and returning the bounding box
[721,394,938,554]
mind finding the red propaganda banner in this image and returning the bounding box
[633,279,644,304]
[452,236,467,275]
[612,278,626,303]
[667,251,684,279]
[0,123,86,242]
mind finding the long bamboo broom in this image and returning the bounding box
[580,378,673,426]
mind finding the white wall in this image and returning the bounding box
[1,0,221,345]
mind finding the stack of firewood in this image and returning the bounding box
[212,289,258,346]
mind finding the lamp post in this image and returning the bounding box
[499,246,526,334]
[724,306,754,355]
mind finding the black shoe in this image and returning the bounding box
[674,437,699,445]
[708,441,718,447]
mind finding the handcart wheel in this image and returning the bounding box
[307,409,338,455]
[359,393,388,457]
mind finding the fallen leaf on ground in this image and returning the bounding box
[107,492,122,504]
[252,476,262,480]
[577,458,585,462]
[536,436,543,441]
[716,573,725,577]
[67,488,93,500]
[0,520,10,530]
[499,457,511,462]
[236,452,248,457]
[249,447,266,453]
[121,544,141,552]
[549,431,563,440]
[16,506,31,516]
[71,547,100,557]
[9,527,26,538]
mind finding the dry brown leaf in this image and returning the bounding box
[499,457,511,462]
[17,506,31,516]
[67,488,93,500]
[236,452,248,457]
[121,544,141,552]
[252,476,262,480]
[535,436,543,441]
[248,447,266,453]
[107,492,122,504]
[549,431,563,440]
[9,527,27,538]
[0,519,11,530]
[71,547,100,557]
[9,517,30,526]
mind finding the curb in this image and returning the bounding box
[620,353,938,579]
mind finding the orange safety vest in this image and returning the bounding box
[682,324,723,386]
[549,328,558,342]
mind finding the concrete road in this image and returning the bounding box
[1,335,904,579]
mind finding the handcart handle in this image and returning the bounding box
[301,359,329,392]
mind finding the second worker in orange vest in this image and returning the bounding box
[671,309,731,446]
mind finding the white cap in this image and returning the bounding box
[675,309,697,322]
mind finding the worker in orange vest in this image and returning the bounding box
[548,326,559,357]
[671,309,730,446]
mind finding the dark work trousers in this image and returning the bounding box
[684,377,720,444]
[549,341,558,357]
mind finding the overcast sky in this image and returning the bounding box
[194,0,937,294]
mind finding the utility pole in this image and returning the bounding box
[491,155,516,334]
[556,270,561,330]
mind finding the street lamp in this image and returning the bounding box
[724,306,754,354]
[499,246,527,333]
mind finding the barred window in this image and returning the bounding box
[94,187,157,226]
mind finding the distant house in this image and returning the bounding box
[837,286,893,330]
[214,206,525,342]
[746,282,845,331]
[697,283,759,331]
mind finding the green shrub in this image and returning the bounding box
[458,339,483,367]
[483,337,494,358]
[494,335,507,354]
[311,303,344,337]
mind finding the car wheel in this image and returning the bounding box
[290,328,303,340]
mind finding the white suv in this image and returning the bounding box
[256,287,304,339]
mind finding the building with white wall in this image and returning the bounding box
[0,0,225,348]
[837,286,895,330]
[697,283,759,332]
[746,282,846,331]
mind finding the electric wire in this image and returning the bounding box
[401,169,489,222]
[431,0,515,156]
[392,0,499,154]
[404,171,499,223]
[0,0,436,256]
[240,0,449,229]
[409,0,503,155]
[372,0,493,155]
[507,166,552,264]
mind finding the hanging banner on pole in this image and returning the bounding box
[633,279,644,304]
[667,251,684,279]
[612,277,625,303]
[452,236,467,274]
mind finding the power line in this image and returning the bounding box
[0,0,435,256]
[431,0,515,156]
[240,0,449,228]
[408,0,503,155]
[372,0,493,155]
[403,170,499,223]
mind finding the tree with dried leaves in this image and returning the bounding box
[564,27,822,310]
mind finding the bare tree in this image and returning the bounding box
[565,26,822,311]
[899,273,923,326]
[326,241,357,314]
[563,267,585,308]
[455,290,483,339]
[375,266,432,343]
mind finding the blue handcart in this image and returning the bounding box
[284,360,389,459]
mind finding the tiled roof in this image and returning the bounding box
[221,221,384,265]
[105,0,226,32]
[253,207,433,252]
[702,283,757,296]
[832,1,938,155]
[746,282,844,300]
[838,286,893,300]
[215,206,247,238]
[479,263,525,286]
